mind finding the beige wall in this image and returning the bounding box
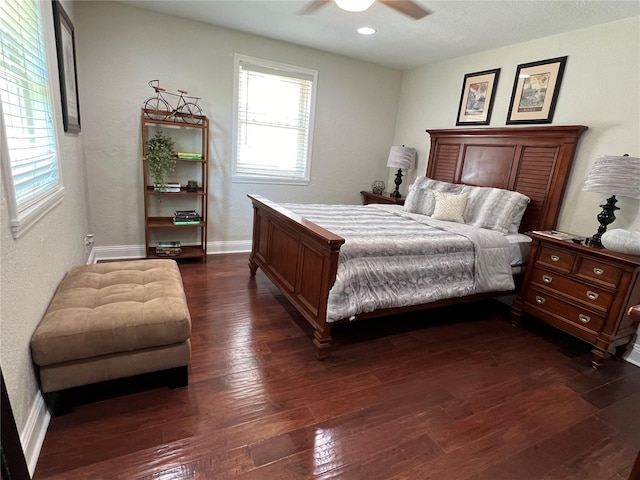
[0,0,91,433]
[75,1,403,249]
[393,17,640,235]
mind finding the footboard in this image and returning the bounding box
[247,195,345,358]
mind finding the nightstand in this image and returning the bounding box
[511,231,640,367]
[360,191,405,206]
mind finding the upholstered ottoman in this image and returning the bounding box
[31,259,191,410]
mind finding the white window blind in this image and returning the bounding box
[0,0,63,238]
[233,55,317,184]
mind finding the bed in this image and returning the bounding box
[248,125,588,358]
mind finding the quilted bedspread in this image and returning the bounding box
[283,203,514,322]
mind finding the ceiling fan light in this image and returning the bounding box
[335,0,376,13]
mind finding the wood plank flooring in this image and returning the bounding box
[33,253,640,479]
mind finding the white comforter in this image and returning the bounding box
[283,203,514,322]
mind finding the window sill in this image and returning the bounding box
[232,175,310,186]
[10,186,65,239]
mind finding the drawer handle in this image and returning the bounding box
[551,255,560,262]
[593,267,604,275]
[578,314,591,324]
[535,296,546,305]
[586,291,599,300]
[542,275,553,283]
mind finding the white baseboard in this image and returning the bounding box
[86,246,97,264]
[92,244,146,262]
[20,392,50,477]
[623,340,640,367]
[206,240,252,254]
[91,241,251,263]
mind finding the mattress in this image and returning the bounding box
[505,233,532,266]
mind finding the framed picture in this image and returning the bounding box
[456,68,500,126]
[53,0,81,133]
[506,56,567,125]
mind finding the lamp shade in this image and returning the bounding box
[582,155,640,199]
[386,146,416,170]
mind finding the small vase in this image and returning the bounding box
[371,180,385,194]
[186,180,198,192]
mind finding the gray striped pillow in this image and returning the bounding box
[462,185,530,233]
[404,177,464,216]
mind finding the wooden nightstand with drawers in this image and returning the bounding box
[511,231,640,367]
[360,191,405,206]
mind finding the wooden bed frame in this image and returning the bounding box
[248,125,588,358]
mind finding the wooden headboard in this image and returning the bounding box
[426,126,588,233]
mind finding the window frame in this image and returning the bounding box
[0,0,65,239]
[232,54,318,186]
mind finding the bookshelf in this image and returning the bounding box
[141,110,208,261]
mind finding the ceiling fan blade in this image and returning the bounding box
[300,0,330,15]
[379,0,431,19]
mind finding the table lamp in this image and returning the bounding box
[582,154,640,246]
[386,145,416,198]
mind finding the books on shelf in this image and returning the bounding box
[173,210,202,225]
[156,241,182,257]
[173,220,201,225]
[177,152,202,160]
[154,182,181,193]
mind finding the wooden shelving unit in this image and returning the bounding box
[141,110,209,262]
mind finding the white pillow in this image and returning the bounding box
[601,229,640,255]
[432,191,468,223]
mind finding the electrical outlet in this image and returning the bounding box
[84,234,94,251]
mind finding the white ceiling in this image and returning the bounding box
[121,0,640,70]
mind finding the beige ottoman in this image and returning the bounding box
[31,259,191,411]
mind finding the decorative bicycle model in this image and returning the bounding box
[143,80,204,124]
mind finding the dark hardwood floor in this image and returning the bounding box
[33,253,640,479]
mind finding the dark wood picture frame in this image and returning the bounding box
[52,0,81,133]
[456,68,500,126]
[506,56,567,125]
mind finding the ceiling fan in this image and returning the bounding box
[301,0,431,20]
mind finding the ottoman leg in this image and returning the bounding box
[43,390,74,416]
[167,365,189,389]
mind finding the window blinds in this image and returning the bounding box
[0,0,60,211]
[235,58,316,182]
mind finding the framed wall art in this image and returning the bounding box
[456,68,500,126]
[53,0,81,133]
[506,56,567,125]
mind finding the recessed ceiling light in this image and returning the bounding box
[357,27,376,35]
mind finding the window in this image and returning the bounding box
[0,0,64,238]
[233,54,317,185]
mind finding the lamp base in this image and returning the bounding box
[391,168,403,198]
[586,195,619,247]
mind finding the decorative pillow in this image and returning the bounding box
[601,229,640,255]
[410,176,462,192]
[403,177,464,216]
[432,191,468,223]
[403,184,435,215]
[507,196,531,233]
[462,185,530,234]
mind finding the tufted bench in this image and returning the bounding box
[31,259,191,411]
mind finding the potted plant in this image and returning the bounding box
[146,130,176,191]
